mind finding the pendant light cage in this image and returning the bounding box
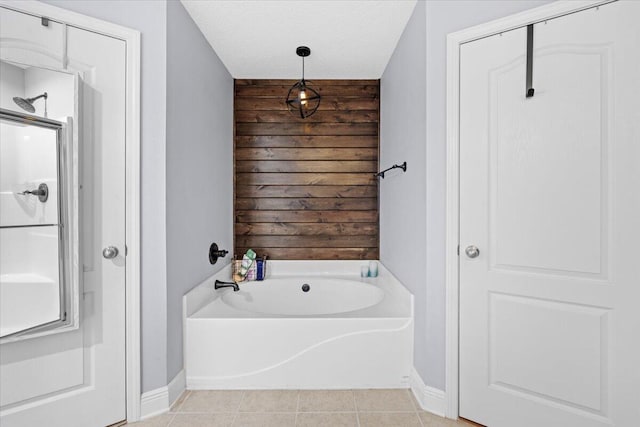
[285,46,321,119]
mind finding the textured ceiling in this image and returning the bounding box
[180,0,417,79]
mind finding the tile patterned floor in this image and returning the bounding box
[131,389,476,427]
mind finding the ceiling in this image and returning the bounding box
[180,0,417,79]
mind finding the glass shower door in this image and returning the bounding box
[0,109,70,340]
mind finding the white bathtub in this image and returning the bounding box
[184,261,414,390]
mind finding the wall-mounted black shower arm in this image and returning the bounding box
[375,161,407,179]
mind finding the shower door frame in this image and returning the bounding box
[0,108,76,342]
[444,0,615,421]
[0,0,143,421]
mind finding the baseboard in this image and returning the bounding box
[140,386,169,420]
[168,369,186,408]
[140,369,186,420]
[409,367,447,417]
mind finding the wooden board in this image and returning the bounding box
[235,185,377,198]
[235,198,377,211]
[234,79,380,260]
[235,160,377,173]
[234,247,379,260]
[235,210,378,223]
[235,223,379,236]
[235,110,379,124]
[235,96,378,111]
[235,135,378,148]
[235,148,378,161]
[236,79,379,86]
[236,173,377,186]
[236,84,379,97]
[236,122,378,136]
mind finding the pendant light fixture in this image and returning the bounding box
[285,46,321,119]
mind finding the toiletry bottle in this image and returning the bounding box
[247,262,257,281]
[262,254,268,280]
[238,249,256,279]
[233,254,243,282]
[369,261,378,277]
[256,258,264,281]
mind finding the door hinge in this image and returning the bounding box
[41,17,49,27]
[457,245,460,256]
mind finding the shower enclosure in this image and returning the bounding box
[0,108,77,342]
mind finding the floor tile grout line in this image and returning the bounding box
[294,390,300,425]
[236,390,246,413]
[165,410,327,414]
[158,411,439,427]
[416,406,426,427]
[164,412,177,427]
[181,390,193,413]
[408,388,418,411]
[352,390,361,427]
[407,388,426,427]
[231,391,245,427]
[175,390,190,413]
[167,410,405,414]
[173,389,190,414]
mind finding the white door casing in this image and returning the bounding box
[457,2,640,426]
[0,2,141,424]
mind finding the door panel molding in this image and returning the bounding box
[445,0,617,421]
[0,0,142,422]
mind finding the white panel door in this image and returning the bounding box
[459,2,640,426]
[0,8,127,427]
[0,7,64,68]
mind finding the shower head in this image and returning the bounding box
[13,96,36,113]
[13,92,48,115]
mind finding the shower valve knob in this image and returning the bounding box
[209,243,228,265]
[19,183,49,202]
[102,246,119,259]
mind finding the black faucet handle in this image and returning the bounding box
[209,243,229,265]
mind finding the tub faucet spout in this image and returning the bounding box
[215,280,239,292]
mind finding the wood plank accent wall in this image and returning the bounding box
[234,79,380,260]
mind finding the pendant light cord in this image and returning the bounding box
[302,56,305,81]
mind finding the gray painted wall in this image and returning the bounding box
[379,0,427,385]
[381,0,552,391]
[165,0,233,383]
[41,0,170,392]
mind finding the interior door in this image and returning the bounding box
[0,7,127,427]
[459,2,640,426]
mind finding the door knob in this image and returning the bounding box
[102,246,119,259]
[465,245,480,258]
